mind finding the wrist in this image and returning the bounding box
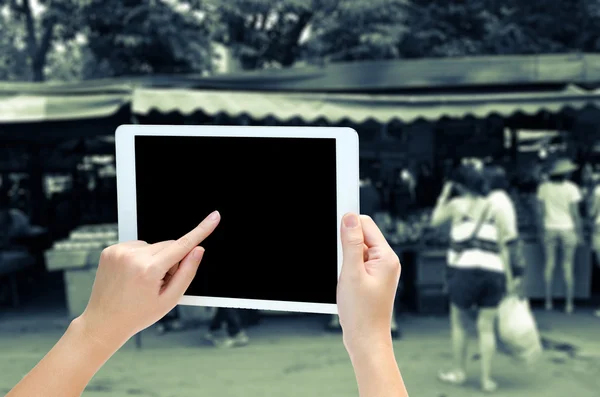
[344,330,394,363]
[71,315,129,353]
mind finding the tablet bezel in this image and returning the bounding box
[115,124,359,314]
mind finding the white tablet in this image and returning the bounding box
[115,125,359,314]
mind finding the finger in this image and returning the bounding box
[146,240,175,255]
[161,246,205,302]
[359,215,390,249]
[167,261,180,276]
[340,213,365,275]
[153,211,220,270]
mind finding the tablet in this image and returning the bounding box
[115,125,359,314]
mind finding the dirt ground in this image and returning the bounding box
[0,311,599,397]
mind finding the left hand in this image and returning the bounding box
[507,277,523,297]
[79,211,221,348]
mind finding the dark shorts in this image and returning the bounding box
[447,267,506,310]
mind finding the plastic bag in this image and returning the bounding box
[497,295,543,364]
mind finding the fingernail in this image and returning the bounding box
[208,210,220,221]
[193,247,205,261]
[343,214,358,228]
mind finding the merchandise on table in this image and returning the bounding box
[45,224,118,271]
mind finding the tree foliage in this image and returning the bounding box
[304,0,410,62]
[82,0,215,77]
[2,0,600,81]
[209,0,335,70]
[0,0,83,81]
[398,0,600,58]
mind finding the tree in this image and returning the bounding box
[304,0,410,62]
[0,0,82,81]
[82,0,215,76]
[210,0,340,70]
[0,5,30,80]
[398,0,600,58]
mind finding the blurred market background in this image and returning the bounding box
[1,1,600,396]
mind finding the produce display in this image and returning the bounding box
[375,210,449,247]
[45,224,118,271]
[52,224,118,251]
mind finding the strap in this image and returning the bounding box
[452,201,492,264]
[468,201,492,241]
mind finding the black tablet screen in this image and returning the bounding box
[134,135,338,304]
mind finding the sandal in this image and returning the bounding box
[438,370,466,385]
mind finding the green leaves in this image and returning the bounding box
[2,0,600,81]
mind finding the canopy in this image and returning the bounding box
[0,83,131,123]
[3,53,600,124]
[132,85,600,124]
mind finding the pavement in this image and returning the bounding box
[0,308,599,397]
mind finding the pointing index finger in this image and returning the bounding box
[154,211,221,267]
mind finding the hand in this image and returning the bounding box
[79,211,221,348]
[337,213,401,352]
[507,277,522,296]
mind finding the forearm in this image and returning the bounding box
[347,338,409,397]
[7,317,121,397]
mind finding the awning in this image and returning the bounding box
[132,85,600,124]
[0,83,131,123]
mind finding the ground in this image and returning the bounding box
[0,309,599,397]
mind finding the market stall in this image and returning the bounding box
[45,224,118,317]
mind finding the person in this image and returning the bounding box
[485,165,526,293]
[7,211,408,397]
[430,160,515,393]
[326,174,400,339]
[204,307,249,347]
[536,158,582,314]
[587,177,600,317]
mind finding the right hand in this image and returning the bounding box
[80,211,221,348]
[337,213,401,352]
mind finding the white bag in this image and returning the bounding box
[497,295,543,364]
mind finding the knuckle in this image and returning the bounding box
[388,252,401,268]
[177,235,194,250]
[99,247,112,262]
[346,238,364,247]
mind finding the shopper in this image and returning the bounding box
[485,165,525,291]
[536,158,582,313]
[431,160,515,393]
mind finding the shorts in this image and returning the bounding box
[543,229,577,250]
[447,267,506,310]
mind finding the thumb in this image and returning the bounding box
[341,213,365,274]
[162,246,204,303]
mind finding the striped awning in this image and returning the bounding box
[0,83,131,123]
[132,85,600,124]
